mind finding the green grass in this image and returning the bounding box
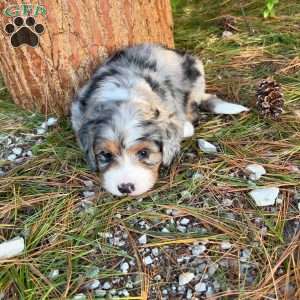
[1,1,300,299]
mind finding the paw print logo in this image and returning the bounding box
[4,16,45,48]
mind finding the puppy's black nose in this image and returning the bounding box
[118,183,135,194]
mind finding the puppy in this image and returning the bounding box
[71,44,248,196]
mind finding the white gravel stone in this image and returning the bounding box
[225,212,236,220]
[98,232,113,238]
[177,256,185,263]
[152,248,159,256]
[95,289,106,297]
[165,208,173,215]
[180,218,190,225]
[213,280,221,290]
[125,281,133,289]
[222,198,233,207]
[177,225,187,233]
[206,286,214,297]
[222,30,234,38]
[249,187,279,206]
[41,122,48,129]
[177,255,191,263]
[162,289,169,295]
[245,164,266,180]
[154,274,161,281]
[192,172,203,181]
[219,259,229,268]
[0,237,24,260]
[122,289,129,297]
[81,198,93,209]
[186,289,193,299]
[110,288,116,295]
[86,266,100,278]
[195,282,207,293]
[240,248,251,262]
[102,282,111,290]
[192,245,206,256]
[12,147,22,156]
[138,234,147,245]
[7,154,17,161]
[47,117,58,126]
[197,139,217,154]
[178,272,195,285]
[298,202,300,211]
[72,294,86,300]
[26,150,33,157]
[161,227,170,233]
[37,128,46,135]
[112,237,125,247]
[0,170,5,177]
[181,190,192,199]
[120,262,129,273]
[83,180,94,188]
[15,157,25,164]
[220,241,232,250]
[83,191,95,198]
[48,269,59,280]
[143,256,153,265]
[196,262,207,273]
[208,263,218,276]
[201,239,209,245]
[85,279,100,290]
[260,226,268,236]
[138,220,145,227]
[177,285,185,292]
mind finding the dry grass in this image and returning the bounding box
[0,0,300,299]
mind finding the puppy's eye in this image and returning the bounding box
[137,148,150,160]
[98,151,113,163]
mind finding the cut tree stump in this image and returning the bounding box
[0,1,174,115]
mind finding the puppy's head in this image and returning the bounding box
[95,138,162,196]
[78,101,164,196]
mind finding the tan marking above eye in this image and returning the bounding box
[127,141,157,156]
[94,140,121,156]
[147,152,162,165]
[127,141,162,166]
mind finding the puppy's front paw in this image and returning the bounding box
[183,121,194,138]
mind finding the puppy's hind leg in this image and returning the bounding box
[200,94,249,115]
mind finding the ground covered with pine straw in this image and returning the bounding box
[0,0,299,299]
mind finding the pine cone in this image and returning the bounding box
[220,16,237,32]
[256,78,284,120]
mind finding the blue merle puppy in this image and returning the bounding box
[71,44,248,196]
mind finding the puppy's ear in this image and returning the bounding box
[135,99,183,166]
[78,122,97,171]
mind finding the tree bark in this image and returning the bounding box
[0,0,174,115]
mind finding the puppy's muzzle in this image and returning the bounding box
[118,182,135,194]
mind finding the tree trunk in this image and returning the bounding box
[0,0,174,115]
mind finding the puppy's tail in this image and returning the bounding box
[200,93,249,115]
